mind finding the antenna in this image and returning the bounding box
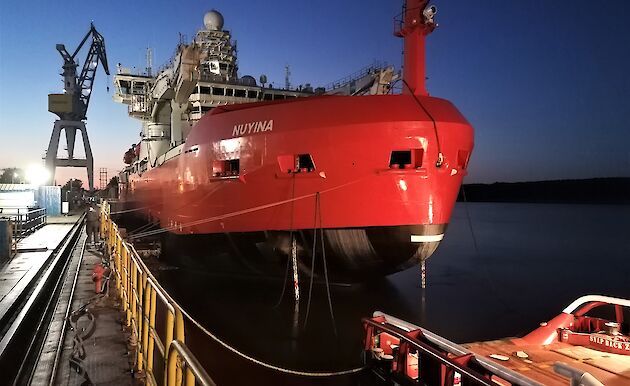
[284,64,291,90]
[146,47,153,77]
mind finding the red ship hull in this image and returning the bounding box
[122,93,473,278]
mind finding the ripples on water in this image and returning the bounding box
[155,203,630,375]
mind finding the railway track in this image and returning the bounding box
[0,215,84,385]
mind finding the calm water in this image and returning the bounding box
[156,203,630,377]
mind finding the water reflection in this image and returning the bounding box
[153,203,630,374]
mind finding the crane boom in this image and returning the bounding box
[76,24,110,118]
[53,23,109,121]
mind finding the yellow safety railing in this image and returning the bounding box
[100,202,216,386]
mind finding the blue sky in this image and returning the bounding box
[0,0,628,185]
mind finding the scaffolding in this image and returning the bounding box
[99,168,108,190]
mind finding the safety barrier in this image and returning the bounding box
[100,202,216,386]
[0,207,47,238]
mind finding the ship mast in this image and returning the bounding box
[396,0,436,96]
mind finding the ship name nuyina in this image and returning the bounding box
[232,120,274,137]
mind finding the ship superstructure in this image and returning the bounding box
[113,10,394,183]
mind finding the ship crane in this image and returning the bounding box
[45,23,110,191]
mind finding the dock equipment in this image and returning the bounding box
[45,24,110,191]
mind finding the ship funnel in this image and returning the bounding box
[395,0,436,96]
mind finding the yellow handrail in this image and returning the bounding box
[100,201,215,386]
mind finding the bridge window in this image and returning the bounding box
[247,90,257,98]
[235,89,246,98]
[212,87,225,96]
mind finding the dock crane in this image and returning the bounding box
[45,23,110,191]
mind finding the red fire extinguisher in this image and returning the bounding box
[92,263,106,294]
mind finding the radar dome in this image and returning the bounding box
[240,75,257,86]
[203,10,224,31]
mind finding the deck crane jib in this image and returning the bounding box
[55,23,110,121]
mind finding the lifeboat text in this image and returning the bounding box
[232,120,273,137]
[589,335,630,351]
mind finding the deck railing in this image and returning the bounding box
[363,314,544,386]
[100,202,216,386]
[0,207,47,238]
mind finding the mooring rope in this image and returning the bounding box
[273,174,296,309]
[181,306,366,377]
[109,206,151,215]
[66,293,104,386]
[401,78,444,167]
[317,192,338,337]
[461,187,526,319]
[303,193,319,328]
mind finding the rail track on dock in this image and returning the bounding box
[0,214,84,385]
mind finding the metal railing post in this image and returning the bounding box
[130,253,137,328]
[164,307,175,385]
[167,345,178,386]
[147,287,157,375]
[140,280,152,374]
[184,367,195,386]
[137,272,147,372]
[124,247,131,327]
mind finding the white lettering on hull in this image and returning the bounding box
[232,120,273,137]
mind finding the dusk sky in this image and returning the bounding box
[0,0,628,186]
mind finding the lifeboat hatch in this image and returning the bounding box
[390,149,423,169]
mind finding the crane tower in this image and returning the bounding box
[45,23,110,191]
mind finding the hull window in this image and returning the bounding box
[457,150,470,170]
[277,154,316,173]
[390,149,423,169]
[212,159,240,177]
[296,154,315,172]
